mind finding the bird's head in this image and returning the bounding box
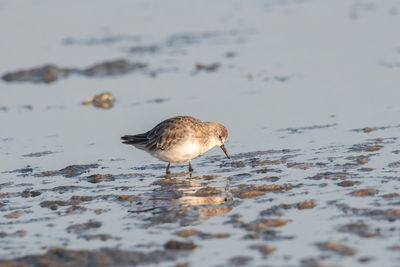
[208,122,230,159]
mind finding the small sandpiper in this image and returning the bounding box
[121,116,230,174]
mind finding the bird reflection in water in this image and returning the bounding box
[147,173,233,225]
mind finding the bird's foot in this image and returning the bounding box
[166,163,171,174]
[188,161,194,172]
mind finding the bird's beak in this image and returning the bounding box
[220,144,230,159]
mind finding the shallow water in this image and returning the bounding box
[1,0,400,266]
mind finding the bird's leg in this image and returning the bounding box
[166,163,171,174]
[188,160,194,172]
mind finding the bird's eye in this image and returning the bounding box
[219,135,222,139]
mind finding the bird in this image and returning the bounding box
[121,116,230,174]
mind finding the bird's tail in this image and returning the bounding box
[121,133,148,145]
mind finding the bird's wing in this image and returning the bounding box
[147,116,202,151]
[121,132,149,147]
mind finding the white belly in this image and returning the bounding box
[151,140,211,163]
